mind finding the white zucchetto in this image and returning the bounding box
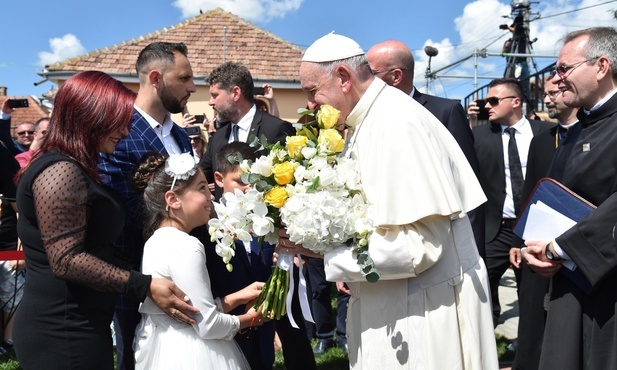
[302,32,364,63]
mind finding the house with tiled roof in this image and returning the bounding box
[37,8,308,122]
[0,89,50,138]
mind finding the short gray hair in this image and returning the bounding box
[563,27,617,80]
[315,54,373,82]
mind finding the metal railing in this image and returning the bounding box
[463,62,556,119]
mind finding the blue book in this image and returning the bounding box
[514,177,595,293]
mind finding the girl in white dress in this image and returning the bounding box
[132,152,267,370]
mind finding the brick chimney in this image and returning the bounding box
[0,86,6,96]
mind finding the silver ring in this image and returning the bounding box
[171,308,178,317]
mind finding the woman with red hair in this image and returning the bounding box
[12,71,198,370]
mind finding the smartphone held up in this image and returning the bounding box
[8,99,29,109]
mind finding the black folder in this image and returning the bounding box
[514,178,595,293]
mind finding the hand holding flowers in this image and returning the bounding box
[208,105,379,321]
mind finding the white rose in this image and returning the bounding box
[318,166,336,187]
[251,156,273,177]
[239,159,251,173]
[301,146,317,159]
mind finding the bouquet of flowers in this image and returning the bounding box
[208,105,378,321]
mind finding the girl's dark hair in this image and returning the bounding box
[16,71,136,183]
[132,152,200,239]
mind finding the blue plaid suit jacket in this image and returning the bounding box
[99,108,191,265]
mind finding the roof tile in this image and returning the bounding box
[46,8,305,81]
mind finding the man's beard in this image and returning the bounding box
[548,108,557,119]
[215,104,239,123]
[160,87,186,114]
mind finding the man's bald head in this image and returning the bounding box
[366,40,415,94]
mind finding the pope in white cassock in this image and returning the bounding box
[286,33,499,369]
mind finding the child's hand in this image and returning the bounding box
[247,305,270,326]
[239,281,264,304]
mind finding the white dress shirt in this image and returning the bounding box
[501,116,533,219]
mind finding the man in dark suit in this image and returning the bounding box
[198,62,315,370]
[509,77,579,370]
[366,40,485,257]
[470,78,550,325]
[99,41,195,370]
[200,61,295,199]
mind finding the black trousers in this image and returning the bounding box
[274,265,317,370]
[304,257,349,346]
[485,225,521,325]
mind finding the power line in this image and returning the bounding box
[536,0,617,20]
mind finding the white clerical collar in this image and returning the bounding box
[134,105,174,136]
[346,78,386,130]
[560,121,578,129]
[409,86,415,98]
[583,88,617,115]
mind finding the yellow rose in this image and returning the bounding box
[318,129,345,153]
[272,162,296,185]
[286,136,309,158]
[264,186,288,208]
[317,105,341,129]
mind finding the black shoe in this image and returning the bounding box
[313,339,333,355]
[339,342,348,355]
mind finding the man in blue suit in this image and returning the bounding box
[99,41,195,370]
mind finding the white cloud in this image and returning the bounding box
[415,0,617,99]
[38,34,87,67]
[172,0,303,21]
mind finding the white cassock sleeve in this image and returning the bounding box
[324,215,451,282]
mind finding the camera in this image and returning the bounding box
[184,126,201,136]
[253,87,265,96]
[8,99,29,109]
[476,99,489,120]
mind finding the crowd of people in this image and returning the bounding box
[0,26,615,370]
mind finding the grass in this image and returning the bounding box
[273,339,349,370]
[0,336,512,370]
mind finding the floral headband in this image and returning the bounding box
[165,153,198,210]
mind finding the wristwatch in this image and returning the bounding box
[545,242,563,262]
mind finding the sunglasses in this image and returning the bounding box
[485,96,517,106]
[17,130,35,136]
[189,137,203,143]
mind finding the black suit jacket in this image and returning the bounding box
[413,89,486,257]
[199,109,295,199]
[511,124,562,370]
[413,89,479,174]
[473,119,552,243]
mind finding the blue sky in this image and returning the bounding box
[1,0,616,100]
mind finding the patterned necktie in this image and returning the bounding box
[231,124,240,142]
[505,127,524,215]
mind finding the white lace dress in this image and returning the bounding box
[134,227,250,370]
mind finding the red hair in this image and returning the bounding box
[17,71,136,182]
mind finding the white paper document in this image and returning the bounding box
[522,201,577,270]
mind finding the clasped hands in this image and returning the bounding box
[510,240,563,278]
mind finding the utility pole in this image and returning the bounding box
[502,0,532,80]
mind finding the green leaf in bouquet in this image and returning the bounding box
[254,179,274,193]
[297,107,315,117]
[227,152,243,165]
[306,177,320,193]
[364,270,380,283]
